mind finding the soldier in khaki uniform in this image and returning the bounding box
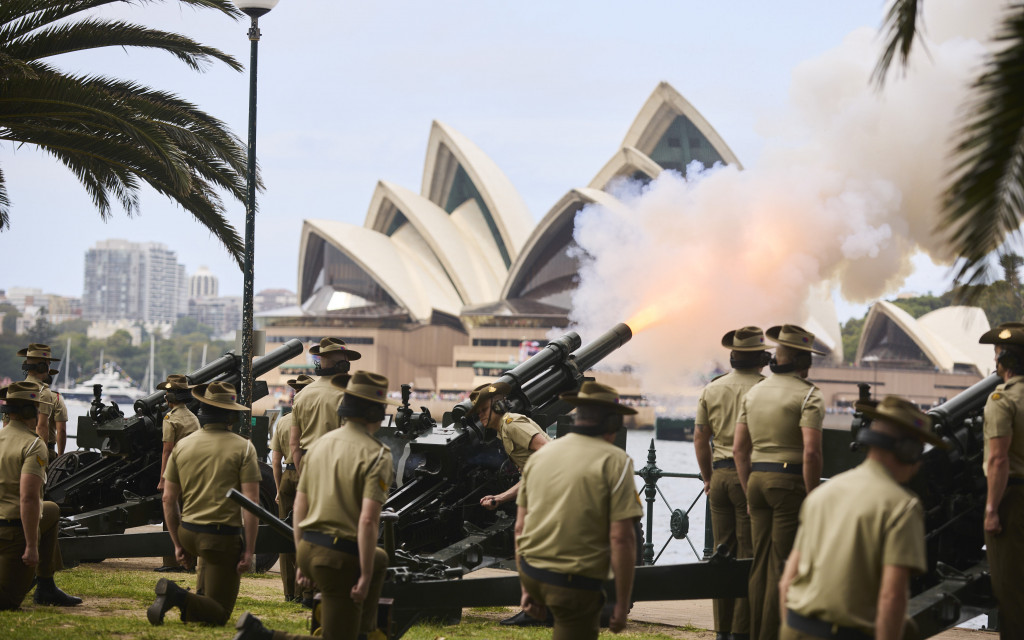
[978,322,1024,638]
[270,374,314,605]
[469,382,550,509]
[290,338,359,473]
[0,381,81,609]
[233,370,398,640]
[40,368,67,459]
[695,327,769,640]
[779,396,942,640]
[154,374,201,573]
[734,325,824,640]
[147,381,261,627]
[516,382,643,640]
[17,344,61,447]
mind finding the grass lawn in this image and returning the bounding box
[0,559,710,639]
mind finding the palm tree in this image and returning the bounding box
[875,1,1024,292]
[0,0,254,266]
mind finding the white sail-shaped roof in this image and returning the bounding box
[421,121,534,268]
[588,146,665,191]
[621,82,743,170]
[298,219,463,322]
[364,181,503,305]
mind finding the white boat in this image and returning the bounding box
[57,363,147,406]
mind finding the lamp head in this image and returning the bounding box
[233,0,279,18]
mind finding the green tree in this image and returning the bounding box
[841,315,866,363]
[876,2,1024,290]
[0,0,256,267]
[25,315,56,344]
[998,252,1024,314]
[0,302,19,334]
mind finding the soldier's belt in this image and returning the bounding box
[181,521,242,535]
[751,462,802,475]
[0,518,22,527]
[519,557,603,592]
[786,609,870,640]
[712,459,736,470]
[302,530,359,555]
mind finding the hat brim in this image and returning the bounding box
[855,402,947,448]
[720,330,769,351]
[191,385,248,412]
[287,381,313,391]
[979,327,1024,346]
[0,391,53,405]
[309,345,362,361]
[328,374,353,390]
[765,326,826,355]
[469,381,512,415]
[559,394,638,415]
[156,381,194,391]
[331,374,399,405]
[17,349,60,361]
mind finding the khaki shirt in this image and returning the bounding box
[164,424,261,526]
[739,372,824,464]
[297,421,392,541]
[498,413,545,470]
[786,459,926,634]
[696,369,764,462]
[0,418,47,519]
[292,375,346,450]
[983,375,1024,478]
[517,433,643,580]
[271,413,294,465]
[47,391,68,445]
[24,376,55,419]
[161,404,199,445]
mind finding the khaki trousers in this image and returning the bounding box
[986,485,1024,639]
[710,467,752,634]
[273,538,388,640]
[519,569,605,640]
[178,528,243,626]
[0,501,64,610]
[277,469,312,601]
[748,472,805,640]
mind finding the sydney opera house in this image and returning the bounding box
[257,82,991,424]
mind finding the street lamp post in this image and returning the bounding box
[233,0,278,414]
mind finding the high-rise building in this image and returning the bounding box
[189,265,219,299]
[82,239,187,324]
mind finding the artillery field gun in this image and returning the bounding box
[49,339,304,570]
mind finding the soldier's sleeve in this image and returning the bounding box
[37,389,54,417]
[21,438,48,478]
[364,446,393,503]
[53,395,68,422]
[240,440,262,484]
[609,456,643,522]
[882,497,927,574]
[161,415,176,443]
[270,422,284,453]
[164,449,180,483]
[798,387,825,430]
[983,391,1015,439]
[737,395,748,425]
[508,416,540,450]
[695,389,709,426]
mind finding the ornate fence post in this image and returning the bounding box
[635,439,661,566]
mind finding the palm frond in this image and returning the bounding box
[8,19,242,72]
[872,0,925,88]
[940,4,1024,297]
[0,165,9,230]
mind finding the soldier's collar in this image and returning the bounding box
[1005,375,1024,387]
[202,422,232,431]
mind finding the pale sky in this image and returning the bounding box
[2,1,951,321]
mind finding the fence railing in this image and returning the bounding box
[634,438,712,565]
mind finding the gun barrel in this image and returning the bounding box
[928,373,1000,430]
[216,339,304,388]
[226,489,293,541]
[133,352,239,416]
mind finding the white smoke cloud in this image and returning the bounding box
[568,0,1007,406]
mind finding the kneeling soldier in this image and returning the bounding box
[0,381,81,609]
[148,381,261,626]
[233,371,398,640]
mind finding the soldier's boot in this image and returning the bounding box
[234,612,274,640]
[147,578,187,625]
[33,577,82,607]
[500,609,553,627]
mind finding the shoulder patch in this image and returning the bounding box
[378,477,388,491]
[36,455,46,467]
[505,416,513,424]
[992,392,1003,401]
